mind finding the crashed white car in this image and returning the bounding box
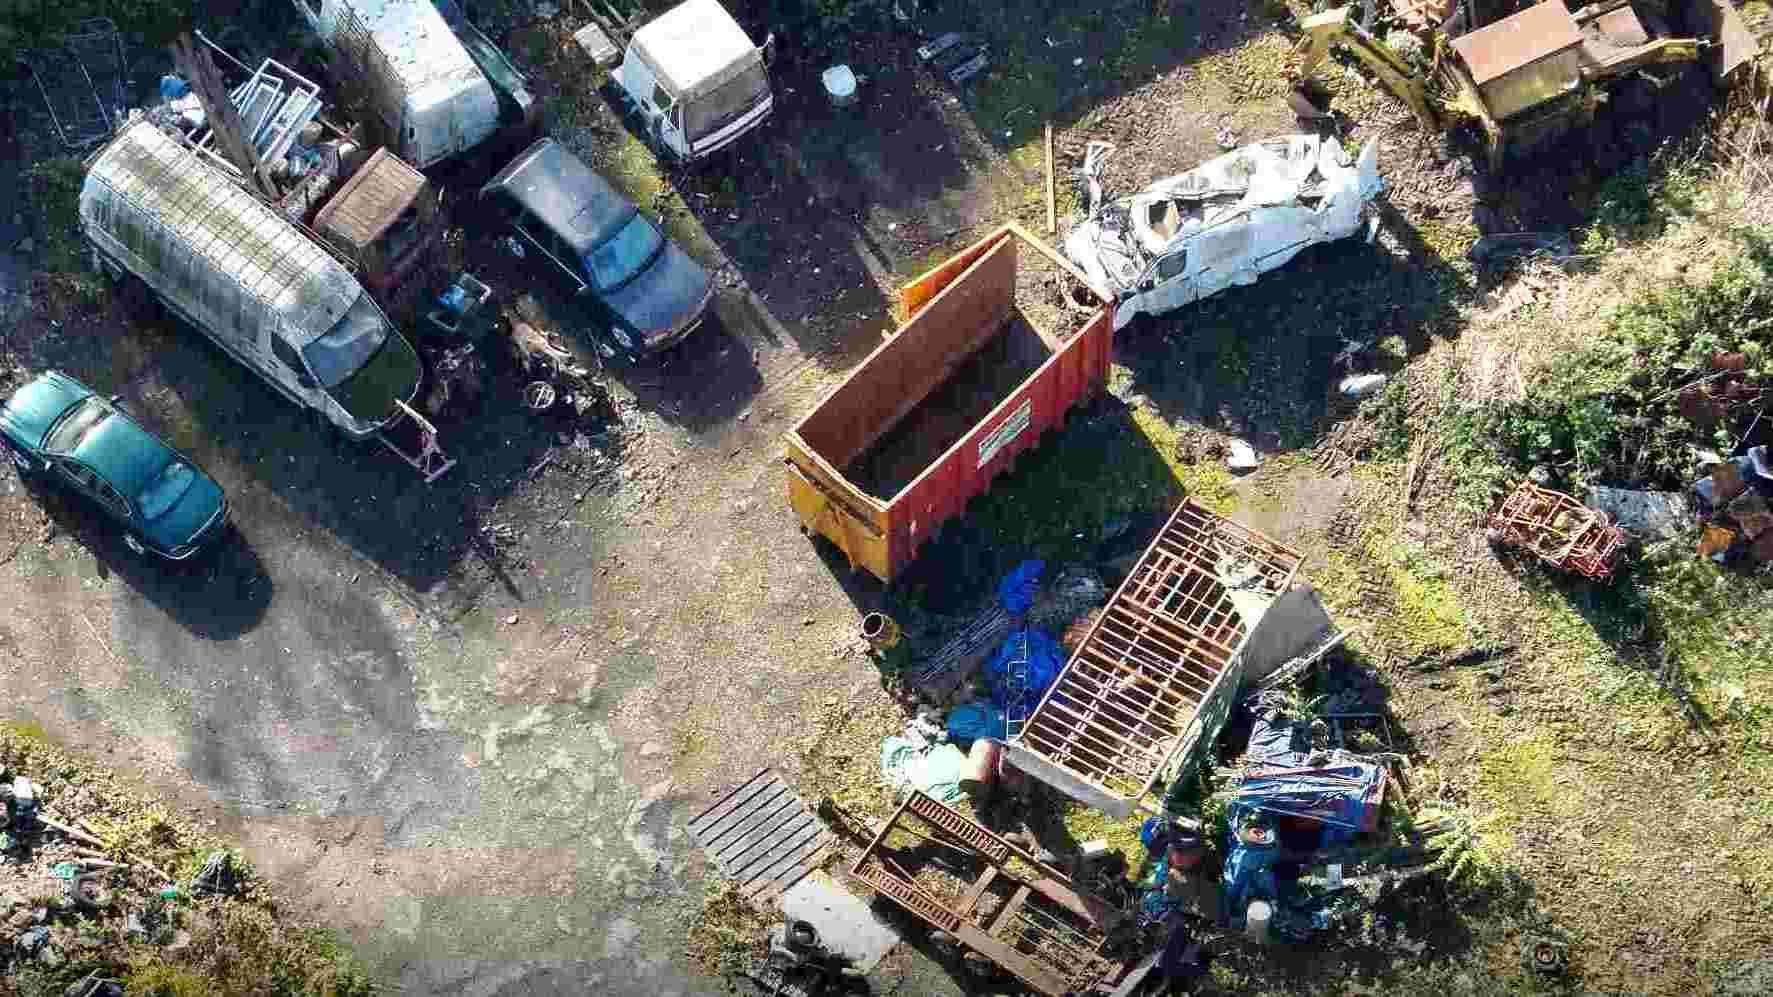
[1064,134,1384,330]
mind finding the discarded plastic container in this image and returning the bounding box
[861,611,901,650]
[1245,900,1273,943]
[823,65,858,108]
[158,886,181,900]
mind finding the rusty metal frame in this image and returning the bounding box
[849,791,1127,997]
[1010,499,1303,816]
[1489,481,1626,579]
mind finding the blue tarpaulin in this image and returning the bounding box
[983,627,1064,718]
[1223,762,1387,847]
[997,559,1045,617]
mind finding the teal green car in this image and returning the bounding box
[1,372,229,560]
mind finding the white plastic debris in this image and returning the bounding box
[1226,439,1260,472]
[1339,373,1389,399]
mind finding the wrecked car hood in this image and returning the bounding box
[1063,134,1383,323]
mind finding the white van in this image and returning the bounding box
[295,0,504,169]
[80,119,423,442]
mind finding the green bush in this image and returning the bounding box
[0,0,192,56]
[1446,232,1773,501]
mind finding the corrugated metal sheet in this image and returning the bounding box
[1451,0,1583,86]
[687,769,833,900]
[314,147,427,250]
[81,120,364,349]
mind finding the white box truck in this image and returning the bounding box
[294,0,510,169]
[607,0,774,162]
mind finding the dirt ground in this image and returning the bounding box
[2,0,1767,994]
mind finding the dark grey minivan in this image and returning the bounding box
[480,139,714,357]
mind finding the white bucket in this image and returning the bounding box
[822,65,858,108]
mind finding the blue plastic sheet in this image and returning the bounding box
[996,559,1045,616]
[983,627,1063,717]
[946,703,1006,745]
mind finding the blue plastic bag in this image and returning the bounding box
[946,702,1006,744]
[996,559,1044,617]
[983,627,1064,717]
[159,75,189,100]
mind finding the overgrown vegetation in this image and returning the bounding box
[0,725,374,997]
[24,157,90,275]
[1444,229,1773,504]
[0,0,190,56]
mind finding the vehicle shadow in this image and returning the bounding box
[1118,206,1470,454]
[25,296,557,617]
[22,475,272,640]
[454,212,769,435]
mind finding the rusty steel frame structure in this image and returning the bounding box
[1008,498,1303,817]
[1488,481,1627,579]
[849,791,1129,997]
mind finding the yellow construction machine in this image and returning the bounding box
[1293,0,1763,168]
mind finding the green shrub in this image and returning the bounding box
[1445,232,1773,501]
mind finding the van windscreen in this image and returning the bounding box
[684,60,767,142]
[302,295,389,388]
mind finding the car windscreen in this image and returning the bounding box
[683,60,768,142]
[301,295,389,388]
[44,397,109,454]
[585,213,664,291]
[138,460,196,521]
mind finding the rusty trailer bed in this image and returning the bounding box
[784,223,1112,582]
[849,791,1130,997]
[1005,498,1304,817]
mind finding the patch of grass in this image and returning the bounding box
[1385,544,1468,654]
[1580,153,1705,253]
[684,881,773,977]
[123,960,213,997]
[1189,34,1294,103]
[1128,404,1238,514]
[1059,803,1146,874]
[25,157,92,277]
[2,718,52,742]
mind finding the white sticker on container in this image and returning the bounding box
[977,398,1033,469]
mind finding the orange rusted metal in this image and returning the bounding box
[1488,481,1627,579]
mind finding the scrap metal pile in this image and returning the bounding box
[1694,445,1773,563]
[1486,481,1629,579]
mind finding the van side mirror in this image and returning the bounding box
[760,33,775,67]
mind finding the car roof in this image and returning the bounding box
[481,139,632,255]
[72,409,176,500]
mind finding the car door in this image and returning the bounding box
[1132,247,1193,315]
[53,458,126,528]
[265,331,321,408]
[1245,202,1321,278]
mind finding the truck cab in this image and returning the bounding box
[611,0,773,162]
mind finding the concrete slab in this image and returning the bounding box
[779,870,899,973]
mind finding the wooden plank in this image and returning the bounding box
[1044,120,1056,235]
[957,865,999,918]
